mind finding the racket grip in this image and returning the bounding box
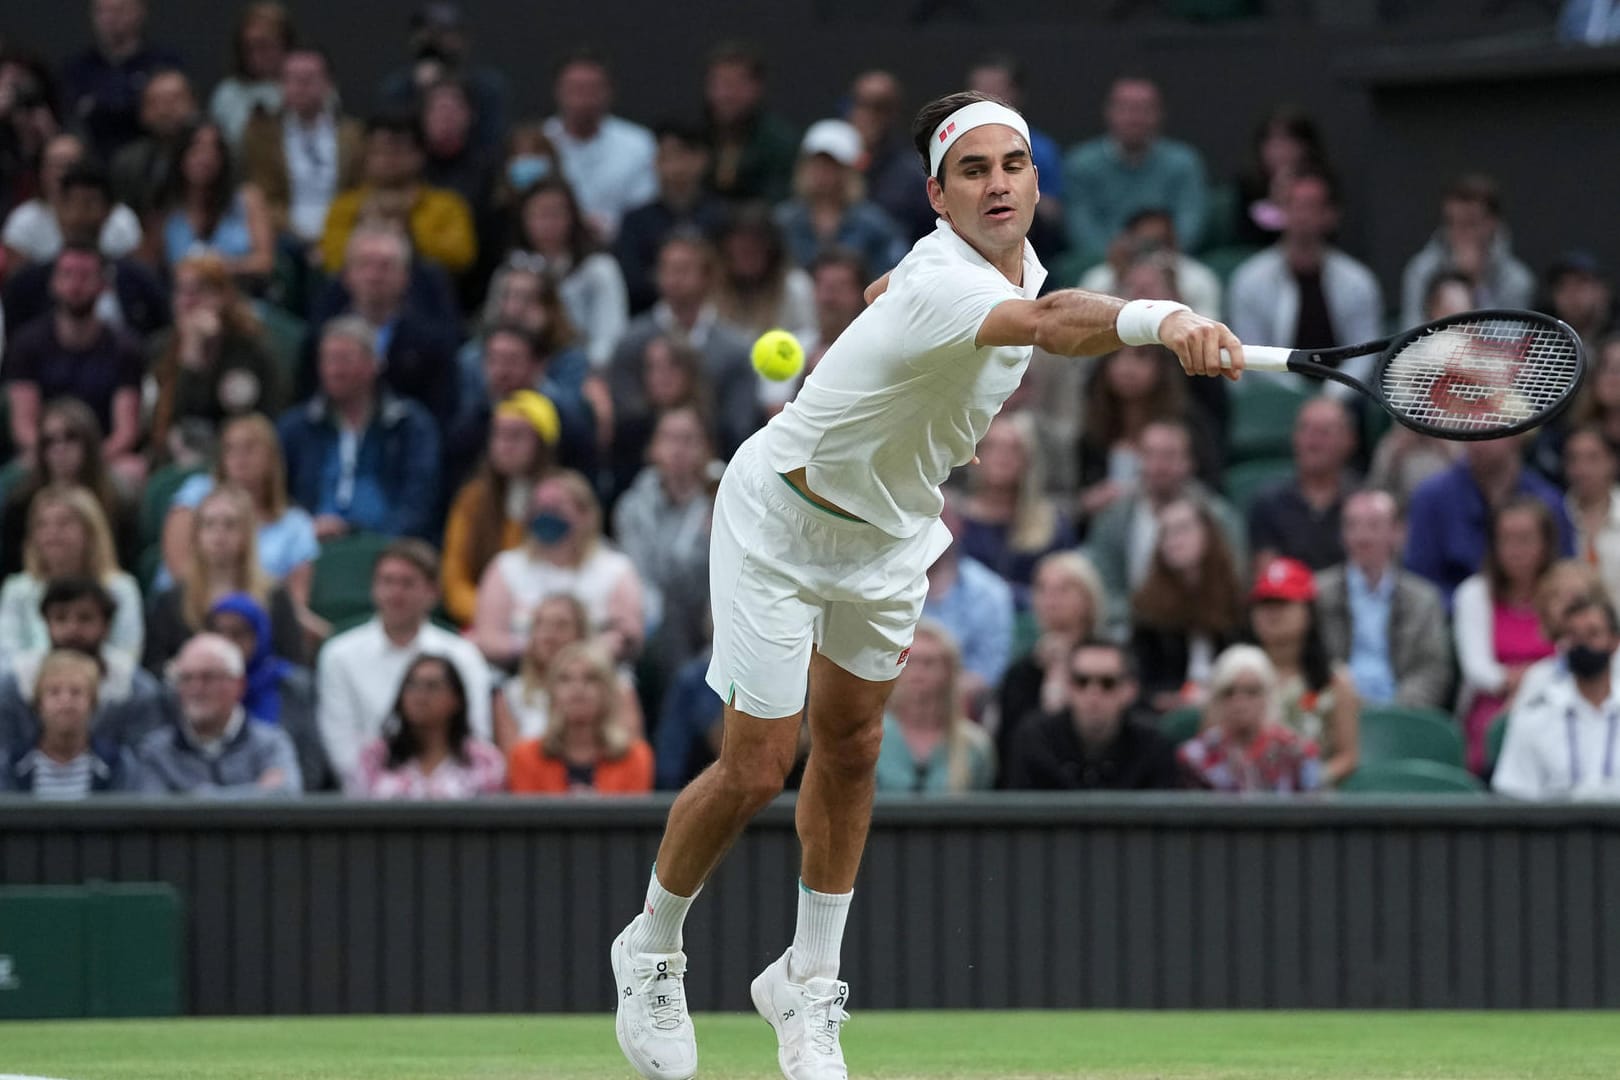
[1220,345,1292,373]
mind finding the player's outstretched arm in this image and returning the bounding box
[977,290,1246,380]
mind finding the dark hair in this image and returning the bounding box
[160,121,235,236]
[706,39,765,79]
[366,111,425,148]
[10,398,117,518]
[1444,173,1502,217]
[969,52,1025,89]
[1484,495,1559,598]
[553,45,610,82]
[659,225,714,264]
[56,239,105,267]
[1245,104,1329,179]
[374,538,440,585]
[383,654,472,768]
[1122,206,1174,234]
[1081,346,1189,454]
[231,2,296,78]
[485,321,541,359]
[652,118,708,149]
[911,90,1012,182]
[58,161,113,203]
[1423,269,1475,315]
[1131,498,1245,639]
[1070,637,1138,682]
[1288,166,1342,209]
[1244,601,1332,693]
[38,576,117,622]
[810,245,871,288]
[517,177,597,265]
[1564,593,1620,636]
[284,42,335,75]
[0,49,62,121]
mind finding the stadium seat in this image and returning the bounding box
[1226,375,1311,464]
[1222,457,1295,513]
[252,300,308,401]
[1485,711,1509,773]
[308,533,393,625]
[1338,759,1486,794]
[139,464,204,549]
[1357,705,1466,769]
[1157,705,1203,745]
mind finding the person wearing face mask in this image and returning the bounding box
[1494,594,1620,800]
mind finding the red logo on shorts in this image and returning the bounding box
[897,647,912,666]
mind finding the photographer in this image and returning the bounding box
[374,3,509,153]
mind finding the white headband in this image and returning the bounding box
[928,100,1032,177]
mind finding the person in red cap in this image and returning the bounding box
[1246,554,1360,785]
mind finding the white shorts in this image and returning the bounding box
[705,434,954,719]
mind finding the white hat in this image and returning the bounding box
[799,119,863,166]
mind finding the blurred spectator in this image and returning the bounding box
[701,41,797,204]
[774,119,906,278]
[0,577,171,757]
[965,55,1065,248]
[1563,425,1620,605]
[1227,171,1383,393]
[0,399,138,577]
[1404,436,1574,607]
[278,315,441,541]
[307,222,460,429]
[1539,335,1620,478]
[318,112,476,276]
[1180,644,1321,793]
[108,67,196,215]
[142,484,302,673]
[2,133,141,266]
[205,591,327,790]
[1246,556,1359,786]
[1062,76,1208,265]
[875,620,995,793]
[136,632,302,797]
[1247,396,1358,572]
[542,50,655,243]
[207,3,292,149]
[1232,105,1332,249]
[608,335,712,500]
[1367,271,1469,505]
[147,252,281,465]
[511,178,628,369]
[1399,174,1535,327]
[607,230,759,457]
[375,2,509,153]
[240,44,363,247]
[506,642,653,794]
[1076,345,1222,524]
[473,470,645,668]
[994,551,1106,775]
[615,119,727,315]
[153,120,274,281]
[442,387,558,626]
[1454,497,1560,772]
[316,538,491,781]
[613,404,715,684]
[491,594,644,753]
[0,485,143,660]
[1540,251,1613,356]
[1315,489,1452,710]
[419,77,494,209]
[1494,594,1620,799]
[713,203,814,341]
[1085,419,1246,636]
[347,653,504,798]
[1511,560,1611,711]
[1005,637,1181,791]
[0,51,64,219]
[60,0,184,162]
[760,247,868,415]
[959,411,1077,596]
[652,647,722,791]
[4,244,143,474]
[922,502,1015,703]
[1078,209,1220,319]
[1130,496,1245,711]
[1559,0,1620,43]
[477,120,561,277]
[844,69,931,243]
[0,650,139,797]
[1111,248,1229,440]
[2,164,170,339]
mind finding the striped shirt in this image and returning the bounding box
[17,750,96,800]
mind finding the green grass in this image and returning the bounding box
[2,1012,1618,1079]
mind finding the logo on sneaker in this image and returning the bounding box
[897,647,911,665]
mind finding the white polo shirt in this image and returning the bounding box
[1493,673,1620,801]
[765,218,1047,539]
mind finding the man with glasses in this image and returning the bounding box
[1004,638,1182,790]
[135,633,301,796]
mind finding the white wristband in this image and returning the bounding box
[1116,299,1190,347]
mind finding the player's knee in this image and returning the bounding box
[815,719,884,778]
[716,738,796,809]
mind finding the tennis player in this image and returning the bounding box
[612,90,1247,1080]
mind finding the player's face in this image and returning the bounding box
[928,125,1038,263]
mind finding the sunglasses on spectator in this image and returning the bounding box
[1070,671,1123,690]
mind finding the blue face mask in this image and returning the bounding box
[529,511,572,544]
[507,155,553,191]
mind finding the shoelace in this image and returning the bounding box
[802,985,850,1057]
[631,964,688,1031]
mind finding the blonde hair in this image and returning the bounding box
[890,619,990,793]
[214,413,290,517]
[1535,559,1606,638]
[33,649,101,711]
[1032,550,1106,637]
[539,642,630,760]
[531,470,602,565]
[1205,644,1281,726]
[516,594,590,698]
[975,411,1059,553]
[182,484,272,630]
[24,485,118,583]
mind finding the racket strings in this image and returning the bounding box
[1379,320,1581,434]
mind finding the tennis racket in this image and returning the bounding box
[1223,309,1586,440]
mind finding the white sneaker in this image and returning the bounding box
[611,919,697,1080]
[750,949,851,1080]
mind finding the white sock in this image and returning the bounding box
[788,879,852,983]
[627,865,698,954]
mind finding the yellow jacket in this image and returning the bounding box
[441,482,526,627]
[319,184,477,274]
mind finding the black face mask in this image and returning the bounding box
[1567,643,1612,680]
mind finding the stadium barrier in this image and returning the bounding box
[2,794,1617,1014]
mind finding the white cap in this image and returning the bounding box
[800,119,863,166]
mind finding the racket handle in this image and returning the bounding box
[1220,345,1293,373]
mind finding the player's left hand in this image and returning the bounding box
[1161,310,1244,382]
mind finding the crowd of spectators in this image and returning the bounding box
[2,1,1617,803]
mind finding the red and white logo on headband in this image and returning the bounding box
[938,122,956,143]
[928,100,1032,175]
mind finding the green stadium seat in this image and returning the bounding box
[308,532,394,625]
[252,300,308,404]
[1357,705,1466,769]
[1485,711,1510,773]
[139,464,203,549]
[1198,182,1240,252]
[1226,375,1311,464]
[1339,759,1486,794]
[1222,457,1295,513]
[1157,705,1203,745]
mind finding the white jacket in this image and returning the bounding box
[1494,670,1620,801]
[1226,246,1384,395]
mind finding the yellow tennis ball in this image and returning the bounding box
[752,329,805,382]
